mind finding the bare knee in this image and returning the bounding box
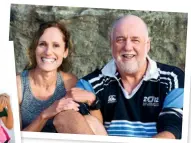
[53,110,75,128]
[53,110,80,132]
[53,110,94,134]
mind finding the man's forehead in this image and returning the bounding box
[113,15,148,38]
[113,27,147,39]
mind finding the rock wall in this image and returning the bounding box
[9,4,187,78]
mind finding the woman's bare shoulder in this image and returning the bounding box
[60,72,78,90]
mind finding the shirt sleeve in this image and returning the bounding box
[76,79,95,94]
[75,79,98,115]
[157,67,184,139]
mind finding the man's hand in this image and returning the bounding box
[66,88,96,106]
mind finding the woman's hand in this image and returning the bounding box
[41,98,80,120]
[0,93,10,111]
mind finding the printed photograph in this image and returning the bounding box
[0,93,13,143]
[0,42,21,143]
[9,3,188,142]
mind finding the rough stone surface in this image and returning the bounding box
[9,4,187,78]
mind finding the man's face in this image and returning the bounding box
[111,17,150,75]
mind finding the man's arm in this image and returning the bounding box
[155,88,183,139]
[153,131,175,139]
[154,66,184,139]
[90,110,103,123]
[84,110,107,135]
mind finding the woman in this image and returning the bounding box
[16,21,79,132]
[0,93,13,143]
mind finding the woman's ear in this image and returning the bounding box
[63,48,69,58]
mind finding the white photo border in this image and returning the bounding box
[2,0,191,143]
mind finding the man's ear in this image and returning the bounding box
[146,37,151,53]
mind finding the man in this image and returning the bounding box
[54,15,184,139]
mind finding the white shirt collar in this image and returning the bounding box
[101,56,159,99]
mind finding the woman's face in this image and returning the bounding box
[35,27,68,72]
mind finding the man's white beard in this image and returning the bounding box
[116,61,138,74]
[114,57,143,74]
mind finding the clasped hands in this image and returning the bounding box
[41,88,95,120]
